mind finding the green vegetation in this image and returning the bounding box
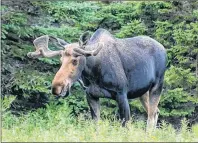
[1,1,198,142]
[2,96,198,142]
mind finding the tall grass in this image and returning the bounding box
[2,97,198,142]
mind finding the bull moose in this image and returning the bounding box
[27,28,167,129]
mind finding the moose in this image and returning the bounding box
[27,28,167,129]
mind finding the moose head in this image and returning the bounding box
[27,33,103,97]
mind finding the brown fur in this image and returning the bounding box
[52,43,80,95]
[140,90,161,130]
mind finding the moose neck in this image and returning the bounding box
[81,55,101,86]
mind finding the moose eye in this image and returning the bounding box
[72,59,78,66]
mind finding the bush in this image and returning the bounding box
[2,100,198,142]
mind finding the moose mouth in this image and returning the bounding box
[59,84,71,98]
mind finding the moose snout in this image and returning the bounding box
[51,85,63,95]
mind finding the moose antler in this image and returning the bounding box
[49,36,68,49]
[27,35,68,59]
[73,42,104,57]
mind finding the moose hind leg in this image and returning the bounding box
[140,91,149,114]
[147,82,163,130]
[154,108,160,128]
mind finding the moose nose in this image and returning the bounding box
[52,87,58,95]
[52,85,62,95]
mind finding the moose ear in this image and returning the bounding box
[79,31,91,47]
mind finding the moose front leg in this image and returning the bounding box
[86,93,100,121]
[116,92,130,127]
[86,85,113,121]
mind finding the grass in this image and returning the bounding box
[1,97,198,142]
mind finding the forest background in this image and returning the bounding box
[1,0,198,142]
